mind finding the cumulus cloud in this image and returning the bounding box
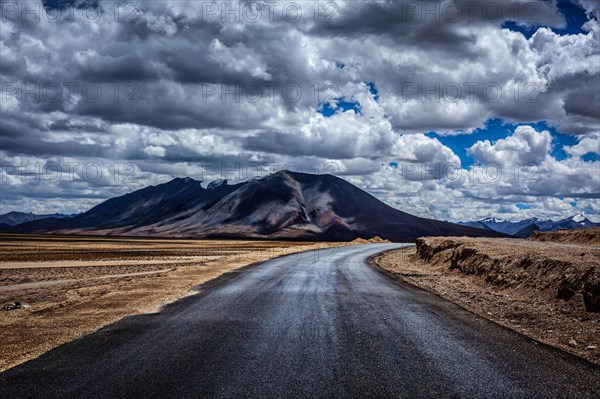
[345,124,599,223]
[564,133,600,157]
[467,126,552,165]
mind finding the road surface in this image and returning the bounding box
[1,243,599,398]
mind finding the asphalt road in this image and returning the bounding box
[2,243,599,398]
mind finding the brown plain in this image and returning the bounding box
[0,234,351,371]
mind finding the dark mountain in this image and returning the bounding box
[459,217,538,236]
[11,171,505,242]
[0,211,70,226]
[458,214,598,236]
[456,220,496,231]
[514,223,540,238]
[12,177,242,234]
[551,214,600,230]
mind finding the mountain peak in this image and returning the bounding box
[164,177,201,187]
[483,217,505,223]
[0,211,69,226]
[459,213,598,236]
[176,177,198,183]
[207,179,228,190]
[569,214,587,223]
[275,170,337,179]
[7,171,505,241]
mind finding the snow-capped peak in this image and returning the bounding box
[207,179,228,190]
[571,214,586,223]
[483,217,505,223]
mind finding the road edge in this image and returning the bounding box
[366,247,600,370]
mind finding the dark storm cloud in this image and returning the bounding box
[161,49,222,84]
[75,53,160,82]
[0,132,109,158]
[47,118,106,132]
[563,75,600,119]
[43,0,99,10]
[244,131,369,159]
[0,113,110,159]
[310,0,565,41]
[0,117,33,140]
[310,1,478,56]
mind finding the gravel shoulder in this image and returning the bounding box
[372,236,600,365]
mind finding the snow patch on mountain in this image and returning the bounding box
[458,214,599,236]
[207,179,228,190]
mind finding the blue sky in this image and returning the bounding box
[317,82,378,117]
[502,0,589,37]
[427,119,599,166]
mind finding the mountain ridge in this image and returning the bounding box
[6,171,507,242]
[0,211,71,226]
[458,214,598,236]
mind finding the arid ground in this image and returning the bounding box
[373,228,600,365]
[0,234,349,371]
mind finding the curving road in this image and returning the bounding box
[1,243,599,398]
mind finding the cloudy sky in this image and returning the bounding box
[1,0,599,222]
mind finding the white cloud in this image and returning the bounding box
[143,145,166,157]
[564,133,600,157]
[467,126,552,166]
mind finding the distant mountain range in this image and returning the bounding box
[2,171,505,242]
[458,214,598,238]
[0,211,71,226]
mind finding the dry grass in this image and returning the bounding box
[529,226,600,245]
[373,236,600,365]
[0,234,350,371]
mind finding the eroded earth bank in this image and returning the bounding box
[373,228,600,365]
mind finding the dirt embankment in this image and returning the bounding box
[374,236,600,365]
[529,226,600,246]
[416,237,600,313]
[351,236,391,244]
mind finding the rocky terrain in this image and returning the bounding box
[373,235,600,364]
